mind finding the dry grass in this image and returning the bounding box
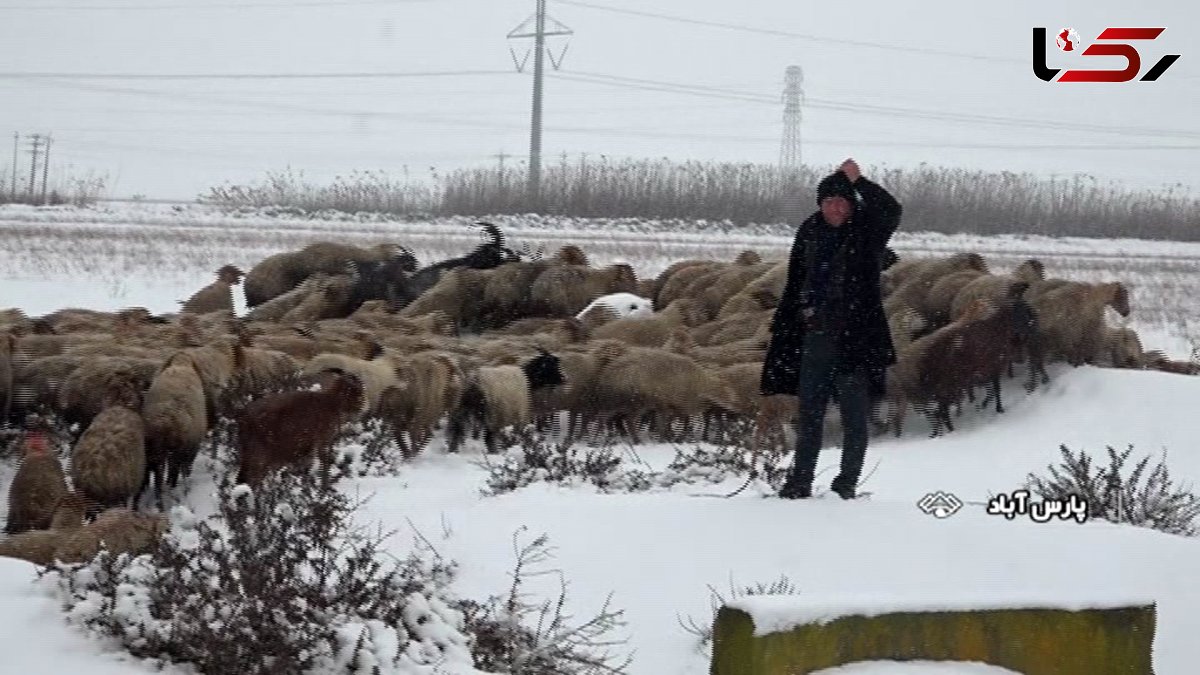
[201,159,1200,241]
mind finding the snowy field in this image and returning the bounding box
[0,203,1199,674]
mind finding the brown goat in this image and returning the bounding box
[235,369,365,487]
[913,298,1020,436]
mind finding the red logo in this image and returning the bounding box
[1033,27,1181,82]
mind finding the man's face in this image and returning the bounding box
[821,196,852,226]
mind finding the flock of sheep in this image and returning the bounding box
[0,221,1195,566]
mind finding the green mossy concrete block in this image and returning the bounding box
[711,603,1155,675]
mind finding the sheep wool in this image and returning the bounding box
[70,389,147,509]
[142,352,209,499]
[5,431,68,535]
[473,365,533,432]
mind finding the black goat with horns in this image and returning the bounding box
[346,221,520,313]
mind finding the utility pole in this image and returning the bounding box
[508,0,572,209]
[27,134,42,200]
[40,134,51,204]
[780,65,804,171]
[779,66,805,225]
[9,132,17,200]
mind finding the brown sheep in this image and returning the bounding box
[5,429,68,535]
[589,298,710,348]
[385,352,464,457]
[949,259,1046,321]
[399,267,489,329]
[692,263,776,318]
[243,250,299,307]
[70,378,147,510]
[244,272,330,323]
[584,344,740,444]
[9,354,87,419]
[489,317,589,344]
[652,259,713,300]
[184,338,246,424]
[717,261,788,318]
[141,352,209,506]
[478,260,555,329]
[911,298,1021,436]
[1030,281,1131,366]
[882,298,991,437]
[57,356,161,431]
[180,265,245,315]
[52,506,168,564]
[235,368,365,487]
[243,242,401,307]
[281,273,357,322]
[554,244,589,266]
[655,261,724,310]
[0,331,12,425]
[232,347,301,401]
[689,309,773,346]
[527,263,639,318]
[921,269,989,327]
[884,252,989,317]
[0,492,91,566]
[1095,326,1144,369]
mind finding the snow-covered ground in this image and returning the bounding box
[1,204,1198,674]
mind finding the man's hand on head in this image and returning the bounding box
[840,158,861,183]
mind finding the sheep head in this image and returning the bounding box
[554,244,589,267]
[218,265,245,285]
[734,250,761,265]
[1104,282,1131,317]
[1016,259,1045,283]
[524,350,566,390]
[605,263,639,294]
[953,252,989,274]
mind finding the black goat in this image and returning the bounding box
[403,222,521,305]
[343,247,419,313]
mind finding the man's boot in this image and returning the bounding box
[779,473,813,499]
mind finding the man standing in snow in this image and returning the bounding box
[760,158,902,499]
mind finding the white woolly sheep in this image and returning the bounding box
[447,350,565,454]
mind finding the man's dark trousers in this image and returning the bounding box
[787,329,870,495]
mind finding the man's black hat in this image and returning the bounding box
[816,171,858,205]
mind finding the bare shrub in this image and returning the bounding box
[479,426,651,496]
[458,527,632,674]
[677,573,801,649]
[1024,444,1200,536]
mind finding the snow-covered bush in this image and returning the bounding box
[481,427,795,497]
[457,527,632,674]
[1024,443,1200,536]
[40,463,478,674]
[480,427,654,496]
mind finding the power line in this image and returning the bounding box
[0,0,430,10]
[552,71,1200,141]
[23,69,1200,144]
[0,70,513,81]
[549,0,1025,66]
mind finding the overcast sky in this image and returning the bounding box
[0,0,1197,200]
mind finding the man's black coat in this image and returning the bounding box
[760,175,902,401]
